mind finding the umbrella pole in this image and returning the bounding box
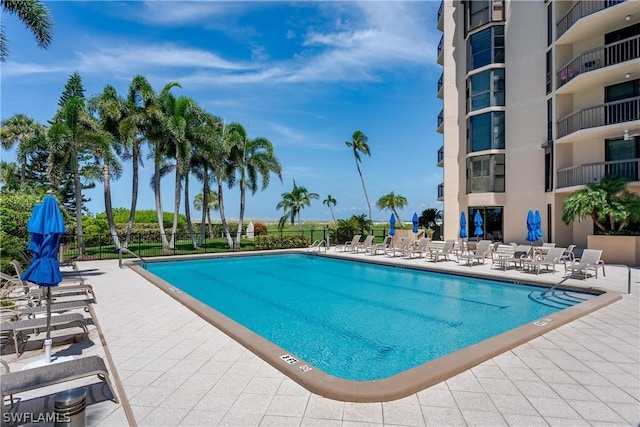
[45,287,52,363]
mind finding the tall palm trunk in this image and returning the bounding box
[207,208,213,236]
[125,141,140,248]
[72,164,85,258]
[183,173,197,248]
[355,161,372,222]
[169,161,182,249]
[198,170,209,247]
[392,208,403,228]
[217,176,234,249]
[102,163,121,250]
[235,178,246,249]
[153,154,169,248]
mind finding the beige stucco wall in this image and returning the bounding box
[499,1,549,245]
[588,235,640,267]
[441,1,464,241]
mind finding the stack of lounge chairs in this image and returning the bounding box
[0,260,121,422]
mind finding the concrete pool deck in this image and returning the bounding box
[4,250,639,426]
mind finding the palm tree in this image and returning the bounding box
[276,180,319,230]
[193,190,219,237]
[562,176,640,234]
[224,123,282,249]
[1,0,54,62]
[47,73,101,257]
[189,110,223,246]
[0,114,48,186]
[143,81,182,249]
[351,213,373,236]
[345,130,372,222]
[119,75,155,248]
[376,191,408,227]
[88,84,126,250]
[419,208,443,228]
[208,118,235,249]
[323,195,337,222]
[164,95,196,249]
[0,161,20,190]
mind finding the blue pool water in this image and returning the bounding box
[146,254,592,381]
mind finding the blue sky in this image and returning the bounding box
[1,1,444,223]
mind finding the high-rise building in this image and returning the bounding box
[436,0,639,248]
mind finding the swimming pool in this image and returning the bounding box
[142,253,603,386]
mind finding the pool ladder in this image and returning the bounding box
[308,239,327,253]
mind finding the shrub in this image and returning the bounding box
[253,223,267,236]
[254,235,310,250]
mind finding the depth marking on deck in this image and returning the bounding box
[533,318,553,327]
[280,354,298,364]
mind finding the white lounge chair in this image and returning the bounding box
[385,238,411,258]
[458,240,493,266]
[369,235,393,255]
[427,240,456,262]
[492,245,532,271]
[9,260,96,303]
[564,249,606,280]
[355,235,375,253]
[523,247,566,275]
[408,238,430,259]
[337,235,361,252]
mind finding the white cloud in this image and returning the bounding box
[1,62,67,78]
[136,1,241,25]
[76,45,251,75]
[3,2,438,87]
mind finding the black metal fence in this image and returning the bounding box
[59,228,395,261]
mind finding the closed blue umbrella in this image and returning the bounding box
[412,212,419,233]
[526,209,537,242]
[21,194,66,361]
[389,213,396,236]
[473,210,483,238]
[534,210,543,240]
[459,212,468,239]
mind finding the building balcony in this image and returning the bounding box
[437,72,444,99]
[556,35,639,91]
[437,183,444,201]
[437,146,444,167]
[437,0,444,31]
[557,96,639,140]
[556,0,630,43]
[437,109,444,133]
[557,158,640,189]
[437,35,444,65]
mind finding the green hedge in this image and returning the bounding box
[254,235,310,250]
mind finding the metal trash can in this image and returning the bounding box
[54,387,87,427]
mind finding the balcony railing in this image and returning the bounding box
[557,96,640,139]
[437,0,444,25]
[437,183,444,199]
[437,72,443,95]
[556,0,626,40]
[557,158,640,188]
[437,146,444,165]
[437,35,444,60]
[557,35,639,89]
[437,109,444,130]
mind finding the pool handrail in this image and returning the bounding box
[118,247,148,268]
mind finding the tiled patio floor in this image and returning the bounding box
[5,251,639,426]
